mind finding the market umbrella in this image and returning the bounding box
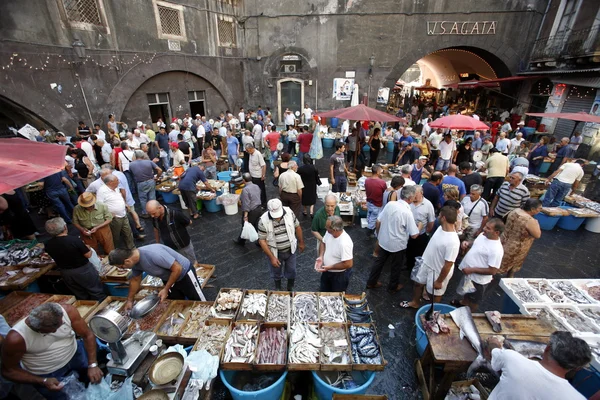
[525,111,600,123]
[0,138,67,195]
[429,114,490,130]
[315,104,406,123]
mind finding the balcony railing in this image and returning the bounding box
[531,24,600,61]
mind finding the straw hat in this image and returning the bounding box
[78,192,96,208]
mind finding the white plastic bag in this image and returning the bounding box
[410,257,425,283]
[240,221,258,242]
[187,350,219,390]
[456,273,476,296]
[88,247,102,273]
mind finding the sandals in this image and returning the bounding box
[399,301,418,309]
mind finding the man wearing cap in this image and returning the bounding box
[170,142,186,168]
[257,199,305,291]
[412,156,430,183]
[436,133,456,172]
[72,193,114,255]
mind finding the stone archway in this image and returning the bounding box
[0,89,74,133]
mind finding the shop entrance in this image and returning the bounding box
[277,79,304,124]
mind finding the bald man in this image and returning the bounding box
[146,200,197,266]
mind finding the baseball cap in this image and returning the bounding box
[195,114,201,117]
[419,156,428,160]
[170,142,179,149]
[267,199,284,218]
[136,121,143,127]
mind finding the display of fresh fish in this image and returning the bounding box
[157,313,186,336]
[320,325,350,365]
[288,323,321,364]
[423,311,450,334]
[527,280,567,303]
[580,308,600,324]
[194,324,229,356]
[256,327,287,364]
[554,281,591,304]
[504,339,547,360]
[344,295,373,323]
[485,311,502,333]
[211,289,243,318]
[349,325,382,365]
[180,304,211,337]
[449,307,495,377]
[106,300,125,312]
[292,294,318,323]
[223,323,258,363]
[526,308,569,331]
[266,294,289,323]
[319,295,345,323]
[554,307,600,334]
[239,293,267,320]
[507,282,541,303]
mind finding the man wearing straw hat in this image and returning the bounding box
[72,192,114,255]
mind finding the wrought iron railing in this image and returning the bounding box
[531,25,600,61]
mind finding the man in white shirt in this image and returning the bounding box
[93,123,106,141]
[238,108,245,124]
[134,129,150,145]
[407,186,435,271]
[366,185,419,292]
[486,331,591,400]
[454,219,504,311]
[568,131,583,157]
[402,206,460,308]
[542,159,585,207]
[97,139,112,164]
[125,132,140,150]
[96,175,135,250]
[436,133,456,171]
[500,118,512,134]
[195,121,205,149]
[509,132,523,154]
[302,104,313,124]
[495,132,511,155]
[79,138,96,164]
[315,215,353,292]
[460,184,489,237]
[284,108,296,130]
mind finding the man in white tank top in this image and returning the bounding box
[1,303,103,399]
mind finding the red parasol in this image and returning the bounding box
[429,114,490,130]
[525,111,600,123]
[0,138,68,195]
[315,104,406,123]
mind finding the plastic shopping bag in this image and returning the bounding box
[456,274,476,296]
[88,247,102,273]
[410,257,425,283]
[240,221,258,242]
[60,372,86,400]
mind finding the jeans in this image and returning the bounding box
[137,179,156,215]
[35,340,88,400]
[298,151,306,165]
[267,250,297,280]
[46,189,74,223]
[366,202,381,230]
[435,158,451,171]
[332,176,347,193]
[124,170,136,195]
[542,180,572,207]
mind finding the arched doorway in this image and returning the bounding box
[277,78,304,124]
[0,95,57,137]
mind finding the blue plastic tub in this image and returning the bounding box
[203,190,223,213]
[217,171,233,182]
[557,206,585,231]
[330,117,339,128]
[535,213,560,231]
[312,371,376,400]
[387,140,394,152]
[323,138,335,149]
[220,370,287,400]
[415,303,456,357]
[104,282,129,297]
[160,191,178,204]
[539,161,551,175]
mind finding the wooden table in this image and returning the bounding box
[0,262,55,291]
[415,313,554,400]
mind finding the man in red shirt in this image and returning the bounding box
[296,126,314,165]
[364,164,388,236]
[490,120,502,143]
[264,128,281,167]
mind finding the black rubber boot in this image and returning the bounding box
[287,279,295,292]
[274,280,282,290]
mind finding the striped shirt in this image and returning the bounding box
[257,210,300,251]
[494,182,529,217]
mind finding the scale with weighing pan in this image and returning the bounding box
[88,295,160,376]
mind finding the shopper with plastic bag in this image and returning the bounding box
[61,372,134,400]
[452,219,505,312]
[233,173,262,246]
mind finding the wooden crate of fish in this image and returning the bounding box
[319,322,352,371]
[349,324,386,371]
[126,300,171,334]
[343,293,372,324]
[211,288,244,320]
[196,264,215,289]
[85,296,129,323]
[154,300,197,339]
[318,292,346,323]
[237,290,268,322]
[73,300,99,320]
[254,322,288,372]
[0,291,32,314]
[292,292,319,324]
[221,321,260,371]
[266,291,291,325]
[103,265,131,281]
[288,323,321,371]
[2,293,52,326]
[46,295,76,306]
[193,319,232,358]
[179,301,214,338]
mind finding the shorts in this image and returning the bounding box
[464,281,487,304]
[412,262,454,297]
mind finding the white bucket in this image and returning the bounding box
[224,203,238,215]
[585,217,600,233]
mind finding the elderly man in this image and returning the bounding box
[495,132,511,155]
[509,132,524,154]
[278,160,304,218]
[490,172,530,220]
[96,175,135,249]
[407,186,436,270]
[178,165,214,219]
[109,244,206,310]
[315,216,354,292]
[482,148,509,201]
[485,331,591,399]
[311,194,341,251]
[258,199,305,291]
[129,150,162,218]
[1,303,103,400]
[402,206,460,308]
[472,131,483,151]
[72,192,114,255]
[400,164,416,186]
[234,173,263,246]
[548,137,571,175]
[441,164,466,201]
[366,186,419,292]
[246,143,267,207]
[364,164,387,235]
[146,200,197,266]
[543,159,585,207]
[43,217,106,300]
[454,218,504,312]
[461,184,489,241]
[96,139,112,164]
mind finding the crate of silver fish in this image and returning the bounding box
[318,292,346,323]
[255,322,288,371]
[288,322,321,371]
[319,322,352,371]
[237,290,268,322]
[154,300,205,342]
[178,301,214,339]
[221,321,260,370]
[193,319,232,358]
[349,323,386,371]
[266,291,291,325]
[292,292,320,324]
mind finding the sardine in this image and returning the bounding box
[319,295,345,323]
[292,294,318,323]
[266,294,289,323]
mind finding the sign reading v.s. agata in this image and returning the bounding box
[427,21,497,35]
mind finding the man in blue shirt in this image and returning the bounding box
[423,172,443,211]
[472,131,483,151]
[441,164,467,202]
[43,167,75,224]
[548,137,571,175]
[226,130,240,167]
[155,126,170,169]
[178,165,215,219]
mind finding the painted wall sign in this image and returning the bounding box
[426,21,497,35]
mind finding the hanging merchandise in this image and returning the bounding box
[309,124,324,160]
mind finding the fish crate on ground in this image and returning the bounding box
[292,292,320,324]
[46,294,76,306]
[2,293,52,326]
[0,291,33,314]
[73,300,99,320]
[193,319,232,358]
[178,301,214,339]
[254,322,288,372]
[211,288,245,320]
[266,290,291,325]
[319,322,352,371]
[196,264,216,288]
[85,296,128,323]
[126,300,172,335]
[318,292,346,323]
[343,292,373,324]
[221,321,260,371]
[153,300,198,342]
[236,289,268,322]
[349,323,386,371]
[288,323,321,371]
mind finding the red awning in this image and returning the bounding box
[526,111,600,123]
[0,138,67,195]
[315,104,406,123]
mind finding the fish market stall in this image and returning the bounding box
[0,241,55,292]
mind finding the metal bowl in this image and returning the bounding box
[137,389,169,400]
[129,294,160,320]
[149,352,185,386]
[88,309,130,343]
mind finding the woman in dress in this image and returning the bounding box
[499,199,542,278]
[528,137,549,175]
[368,127,382,166]
[454,137,473,165]
[297,154,320,217]
[273,152,290,182]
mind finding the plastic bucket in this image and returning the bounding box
[311,371,376,400]
[415,303,456,357]
[557,206,585,231]
[224,202,238,215]
[539,161,551,175]
[219,370,287,400]
[104,283,129,297]
[323,138,335,149]
[217,171,233,182]
[535,213,560,231]
[161,191,178,204]
[330,118,339,128]
[585,217,600,233]
[387,140,394,152]
[203,191,223,213]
